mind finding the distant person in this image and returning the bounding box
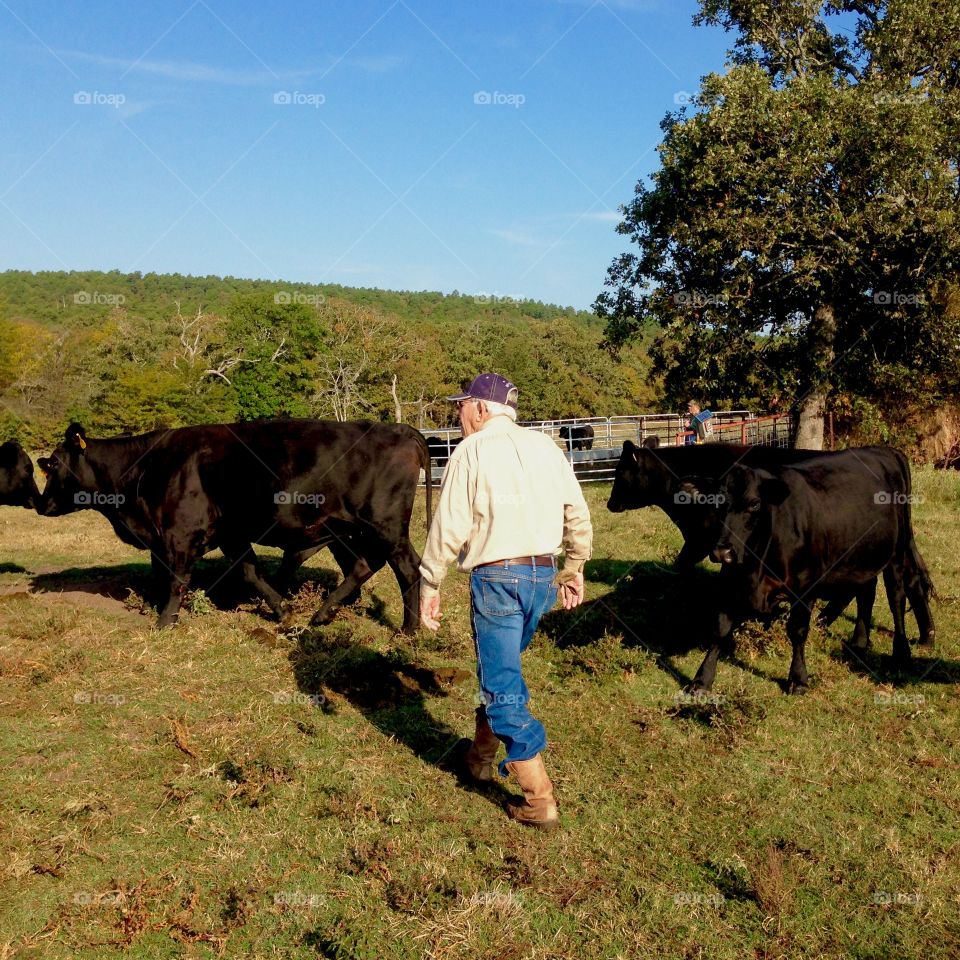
[686,400,715,444]
[419,373,593,830]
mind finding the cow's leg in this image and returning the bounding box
[149,551,168,608]
[817,591,855,629]
[309,552,381,627]
[221,540,289,621]
[786,604,812,694]
[156,564,192,629]
[329,537,363,606]
[386,537,423,634]
[275,546,320,596]
[689,610,735,692]
[845,579,877,655]
[883,565,911,664]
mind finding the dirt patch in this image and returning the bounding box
[0,585,144,618]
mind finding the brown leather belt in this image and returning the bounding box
[476,555,556,568]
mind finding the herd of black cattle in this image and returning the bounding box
[0,420,938,693]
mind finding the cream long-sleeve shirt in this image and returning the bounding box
[419,415,593,599]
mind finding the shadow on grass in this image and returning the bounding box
[0,562,28,575]
[288,629,515,812]
[543,559,960,693]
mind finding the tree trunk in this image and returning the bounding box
[795,393,826,449]
[390,374,402,423]
[792,304,836,451]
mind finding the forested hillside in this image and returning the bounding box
[0,271,658,447]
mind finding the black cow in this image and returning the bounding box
[37,420,432,632]
[607,438,935,642]
[0,442,40,508]
[559,424,594,451]
[683,447,934,693]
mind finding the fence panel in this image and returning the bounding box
[419,411,793,485]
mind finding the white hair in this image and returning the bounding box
[483,399,517,421]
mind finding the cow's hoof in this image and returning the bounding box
[842,642,869,661]
[273,602,291,622]
[786,680,809,696]
[309,609,335,627]
[917,630,935,649]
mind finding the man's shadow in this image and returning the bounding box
[287,629,516,810]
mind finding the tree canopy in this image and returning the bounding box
[596,0,960,431]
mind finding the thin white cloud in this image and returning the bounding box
[490,227,546,248]
[59,49,403,85]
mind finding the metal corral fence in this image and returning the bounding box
[421,411,794,485]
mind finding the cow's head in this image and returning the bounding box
[0,442,40,509]
[607,437,662,512]
[36,423,95,516]
[704,463,789,566]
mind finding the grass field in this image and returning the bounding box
[1,470,959,959]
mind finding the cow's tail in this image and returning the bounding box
[894,447,937,644]
[415,429,433,527]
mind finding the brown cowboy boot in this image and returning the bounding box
[464,708,500,783]
[504,754,559,830]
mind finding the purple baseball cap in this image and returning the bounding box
[446,373,519,409]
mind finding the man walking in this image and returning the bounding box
[419,374,593,830]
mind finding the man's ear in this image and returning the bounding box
[759,478,790,506]
[641,436,660,450]
[65,422,87,452]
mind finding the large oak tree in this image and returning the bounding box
[596,0,960,445]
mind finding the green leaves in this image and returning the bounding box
[596,1,960,411]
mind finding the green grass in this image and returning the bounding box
[1,471,959,959]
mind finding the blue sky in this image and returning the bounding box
[0,0,730,310]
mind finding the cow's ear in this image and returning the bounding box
[641,436,660,450]
[623,439,636,453]
[37,457,51,477]
[65,422,87,452]
[759,478,790,506]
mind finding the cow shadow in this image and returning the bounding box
[826,643,960,687]
[288,629,516,810]
[540,560,720,692]
[0,562,28,575]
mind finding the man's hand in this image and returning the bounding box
[420,592,442,631]
[559,571,585,610]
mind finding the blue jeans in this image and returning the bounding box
[470,560,558,775]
